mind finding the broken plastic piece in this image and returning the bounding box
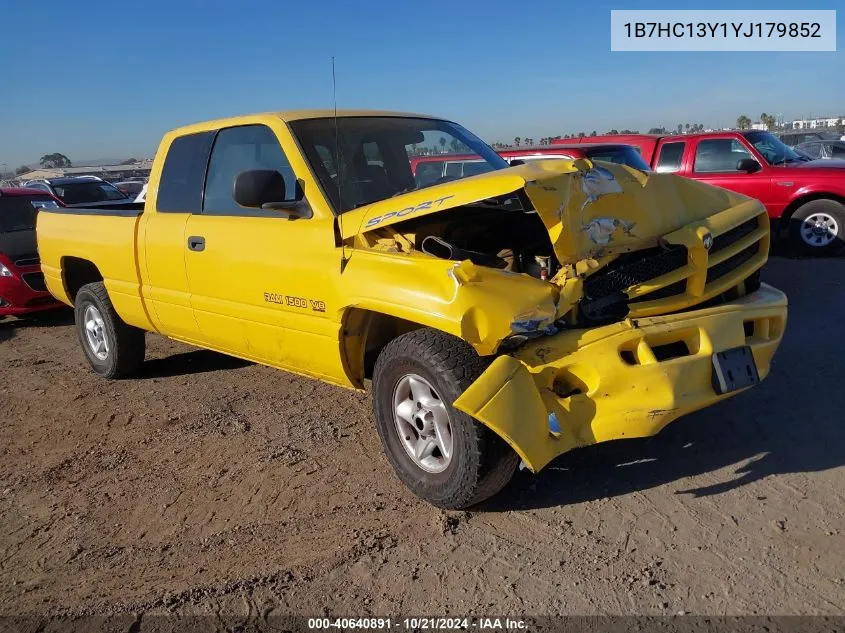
[548,412,562,438]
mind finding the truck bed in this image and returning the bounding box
[36,203,151,330]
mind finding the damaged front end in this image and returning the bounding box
[344,159,786,469]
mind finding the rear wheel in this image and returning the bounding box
[372,328,519,509]
[74,282,145,378]
[788,199,845,256]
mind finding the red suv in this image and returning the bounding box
[0,188,65,316]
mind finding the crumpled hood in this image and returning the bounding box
[346,159,750,265]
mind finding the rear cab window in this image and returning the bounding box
[655,142,685,173]
[584,146,651,172]
[156,131,216,213]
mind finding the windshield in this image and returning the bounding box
[584,146,651,171]
[289,117,508,214]
[51,181,128,204]
[0,195,58,232]
[744,131,807,165]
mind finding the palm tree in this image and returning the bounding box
[513,137,521,147]
[439,137,447,152]
[736,115,752,130]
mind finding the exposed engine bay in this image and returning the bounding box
[362,194,562,281]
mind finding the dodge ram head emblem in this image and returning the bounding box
[702,233,714,251]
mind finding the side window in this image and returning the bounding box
[414,161,444,187]
[203,125,296,216]
[444,162,463,178]
[156,131,215,213]
[829,144,845,159]
[655,142,685,173]
[462,161,495,177]
[693,139,752,173]
[800,143,822,159]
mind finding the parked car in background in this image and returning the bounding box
[0,188,64,316]
[114,181,145,197]
[553,130,845,255]
[794,139,845,161]
[411,144,650,187]
[24,176,136,208]
[779,131,845,146]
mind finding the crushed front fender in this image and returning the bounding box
[453,284,788,472]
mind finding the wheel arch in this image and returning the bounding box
[61,257,104,304]
[339,307,432,388]
[780,191,845,232]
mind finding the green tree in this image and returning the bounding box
[438,137,446,152]
[120,158,138,165]
[736,115,752,130]
[608,129,619,135]
[513,136,521,147]
[647,127,667,135]
[760,113,777,130]
[15,165,30,175]
[39,153,72,168]
[577,132,586,138]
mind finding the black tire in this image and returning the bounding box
[74,282,145,379]
[787,199,845,256]
[372,328,519,509]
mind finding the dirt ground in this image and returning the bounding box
[2,252,844,621]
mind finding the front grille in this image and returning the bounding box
[710,217,759,254]
[706,244,758,284]
[579,210,767,322]
[584,246,688,299]
[14,255,39,267]
[22,272,47,292]
[629,279,687,303]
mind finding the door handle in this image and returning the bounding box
[187,236,205,252]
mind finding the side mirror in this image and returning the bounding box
[509,158,525,166]
[233,169,310,218]
[737,158,761,173]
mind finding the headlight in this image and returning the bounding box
[0,263,13,277]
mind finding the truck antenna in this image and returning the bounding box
[333,56,348,273]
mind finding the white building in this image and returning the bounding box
[790,116,844,130]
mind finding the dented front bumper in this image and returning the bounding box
[454,284,787,472]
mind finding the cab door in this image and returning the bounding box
[688,136,773,210]
[183,123,344,382]
[139,131,214,343]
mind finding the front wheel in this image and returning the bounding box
[372,328,519,509]
[74,282,145,379]
[788,199,845,256]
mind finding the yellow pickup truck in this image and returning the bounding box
[37,110,787,508]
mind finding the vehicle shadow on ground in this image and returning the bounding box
[483,254,845,512]
[140,349,252,379]
[0,308,74,343]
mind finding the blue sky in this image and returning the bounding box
[0,0,842,167]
